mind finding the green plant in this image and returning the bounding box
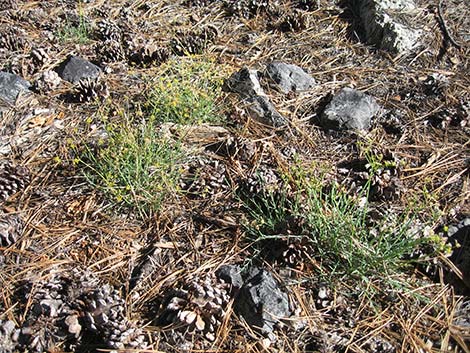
[145,57,226,125]
[356,139,397,174]
[77,113,185,218]
[242,169,435,281]
[244,189,300,239]
[306,183,424,277]
[56,3,90,44]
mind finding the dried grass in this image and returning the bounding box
[0,0,469,351]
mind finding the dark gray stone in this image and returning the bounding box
[265,62,316,94]
[448,219,470,293]
[216,265,244,290]
[0,72,31,105]
[223,67,265,97]
[235,268,291,335]
[55,56,101,84]
[454,300,470,330]
[245,95,286,127]
[320,88,379,130]
[224,67,287,128]
[354,0,421,53]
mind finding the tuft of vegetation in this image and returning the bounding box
[55,4,90,44]
[77,112,185,218]
[242,162,440,282]
[357,138,398,174]
[145,57,227,125]
[74,58,228,217]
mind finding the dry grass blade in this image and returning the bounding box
[0,0,468,351]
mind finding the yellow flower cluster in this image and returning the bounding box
[147,58,225,125]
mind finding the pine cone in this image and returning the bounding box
[225,0,269,18]
[75,78,109,103]
[158,273,231,341]
[96,39,126,63]
[0,26,26,51]
[17,273,79,352]
[242,165,280,194]
[367,156,403,201]
[0,211,23,247]
[92,4,114,18]
[129,43,170,67]
[17,269,147,352]
[95,19,122,42]
[32,276,67,309]
[362,336,396,353]
[35,70,61,93]
[200,24,219,42]
[210,136,256,161]
[0,0,18,11]
[422,73,448,96]
[281,237,313,269]
[0,162,30,203]
[459,99,470,127]
[0,320,19,353]
[370,167,403,201]
[435,99,470,129]
[171,26,217,56]
[461,99,470,117]
[296,0,319,11]
[184,0,213,6]
[171,32,206,55]
[453,300,470,335]
[181,157,228,198]
[278,10,309,32]
[266,3,285,20]
[30,48,49,68]
[80,285,147,350]
[12,269,100,352]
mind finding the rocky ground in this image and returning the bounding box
[0,0,469,352]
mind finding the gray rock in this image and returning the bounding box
[448,225,459,236]
[216,265,244,290]
[235,268,291,335]
[0,72,31,105]
[245,95,287,127]
[265,62,316,94]
[354,0,421,53]
[0,320,19,353]
[448,220,470,293]
[454,300,470,329]
[224,67,287,127]
[55,56,101,84]
[320,88,379,130]
[223,67,265,97]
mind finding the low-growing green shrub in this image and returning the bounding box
[55,5,90,44]
[242,164,440,281]
[145,57,226,125]
[75,58,229,217]
[78,114,185,218]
